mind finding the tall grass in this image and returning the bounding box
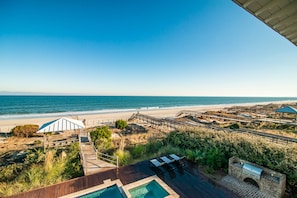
[0,143,83,197]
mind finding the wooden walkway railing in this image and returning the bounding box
[45,137,78,148]
[131,113,297,145]
[177,110,297,125]
[129,113,187,130]
[177,110,251,123]
[79,130,117,175]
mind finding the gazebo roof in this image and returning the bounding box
[37,117,85,133]
[275,106,297,114]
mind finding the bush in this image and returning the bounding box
[131,145,145,158]
[114,149,131,166]
[115,120,127,130]
[64,142,83,178]
[145,139,163,154]
[205,148,227,172]
[11,125,39,138]
[90,126,111,140]
[0,163,24,182]
[24,148,45,165]
[227,123,239,129]
[165,130,297,185]
[90,126,112,151]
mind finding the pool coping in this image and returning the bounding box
[59,179,125,198]
[123,175,179,198]
[59,175,179,198]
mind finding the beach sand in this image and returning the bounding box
[0,105,219,132]
[0,101,295,133]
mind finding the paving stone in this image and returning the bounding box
[219,175,272,198]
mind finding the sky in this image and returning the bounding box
[0,0,296,97]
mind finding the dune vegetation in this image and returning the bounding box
[89,122,297,188]
[0,143,83,197]
[108,128,297,191]
[2,123,297,197]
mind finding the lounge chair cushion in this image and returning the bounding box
[150,159,164,167]
[169,154,185,161]
[161,156,174,164]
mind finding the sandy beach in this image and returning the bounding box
[0,100,295,133]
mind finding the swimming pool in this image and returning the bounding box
[78,184,124,198]
[128,180,169,198]
[60,176,178,198]
[59,179,127,198]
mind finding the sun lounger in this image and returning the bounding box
[159,157,176,171]
[169,154,186,167]
[149,159,165,176]
[160,156,175,164]
[169,154,185,161]
[150,159,165,167]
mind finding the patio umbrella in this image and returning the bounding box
[37,117,85,133]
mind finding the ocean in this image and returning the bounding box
[0,96,296,120]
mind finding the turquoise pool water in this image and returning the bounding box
[128,180,169,198]
[78,184,124,198]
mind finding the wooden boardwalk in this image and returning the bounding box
[177,110,251,123]
[79,130,116,175]
[129,113,187,130]
[132,113,297,144]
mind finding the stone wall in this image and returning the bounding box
[228,157,286,198]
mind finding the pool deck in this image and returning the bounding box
[8,160,239,198]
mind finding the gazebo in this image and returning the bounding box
[37,117,85,149]
[275,106,297,115]
[275,105,297,130]
[37,117,85,133]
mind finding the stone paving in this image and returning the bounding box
[219,175,272,198]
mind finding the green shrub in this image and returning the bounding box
[64,142,83,178]
[115,120,127,130]
[24,148,45,165]
[205,148,227,171]
[11,125,39,138]
[90,126,111,140]
[131,145,145,158]
[165,130,297,185]
[23,164,44,188]
[90,126,112,151]
[227,123,239,129]
[145,139,163,154]
[185,149,204,163]
[0,163,24,182]
[114,149,131,166]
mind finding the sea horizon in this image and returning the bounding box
[0,95,296,120]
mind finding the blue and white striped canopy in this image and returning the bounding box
[275,106,297,114]
[37,117,85,133]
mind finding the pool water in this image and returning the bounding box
[78,184,124,198]
[128,180,169,198]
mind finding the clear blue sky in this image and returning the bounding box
[0,0,296,97]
